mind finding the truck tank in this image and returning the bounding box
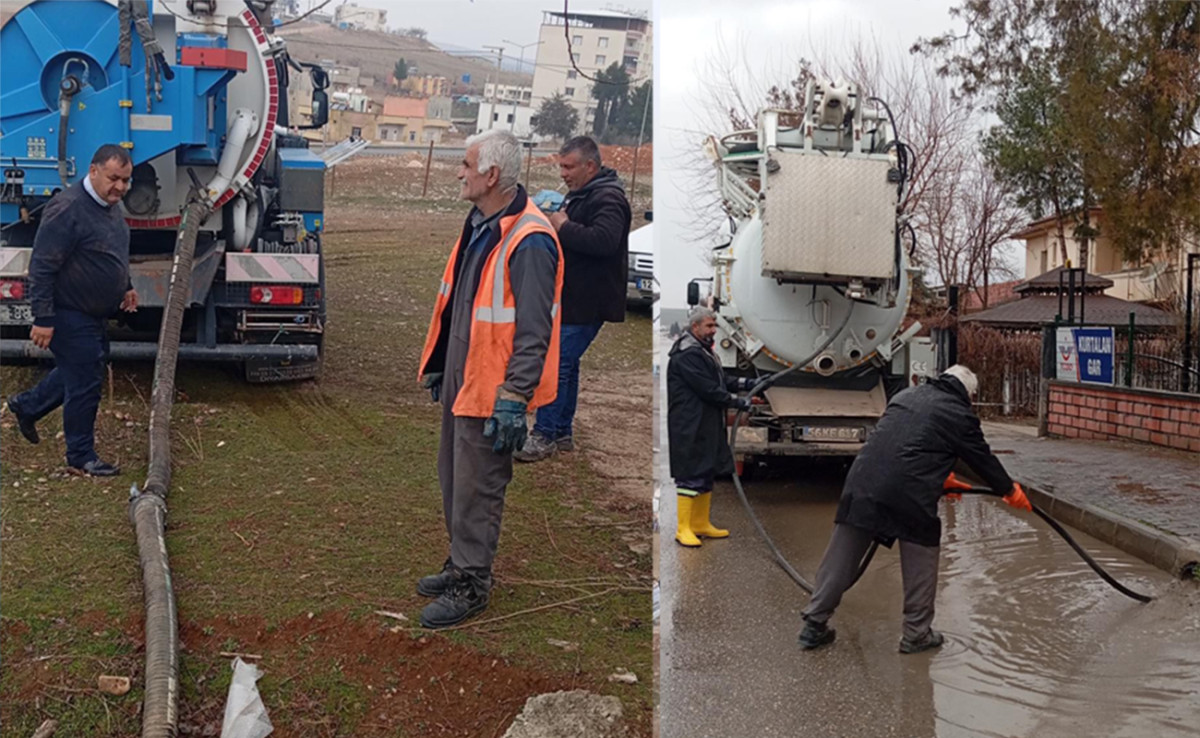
[696,79,937,458]
[0,0,353,381]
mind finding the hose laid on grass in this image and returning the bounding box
[129,198,208,737]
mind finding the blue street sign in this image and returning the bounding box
[462,74,471,83]
[1056,326,1115,385]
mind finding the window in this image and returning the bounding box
[493,112,500,122]
[506,114,514,123]
[572,53,580,63]
[1040,249,1048,274]
[409,131,416,142]
[595,54,606,66]
[567,70,577,80]
[564,87,575,97]
[598,37,609,48]
[351,126,362,137]
[572,35,582,46]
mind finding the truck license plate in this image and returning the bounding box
[800,426,863,442]
[637,278,653,290]
[0,303,32,324]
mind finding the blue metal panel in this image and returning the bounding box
[278,148,326,170]
[302,213,323,233]
[1,0,237,212]
[177,33,226,51]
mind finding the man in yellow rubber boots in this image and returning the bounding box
[666,306,752,546]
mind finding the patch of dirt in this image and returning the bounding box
[574,371,653,507]
[175,611,594,737]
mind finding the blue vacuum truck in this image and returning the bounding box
[1,0,343,381]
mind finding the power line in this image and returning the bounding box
[562,0,634,86]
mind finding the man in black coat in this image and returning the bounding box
[667,307,752,547]
[6,144,137,476]
[799,365,1031,653]
[515,136,631,463]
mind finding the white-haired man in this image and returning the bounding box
[416,129,564,627]
[798,365,1032,653]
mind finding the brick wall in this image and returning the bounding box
[1047,381,1200,452]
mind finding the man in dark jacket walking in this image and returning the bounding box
[6,144,137,476]
[798,365,1032,654]
[515,136,631,462]
[667,307,752,546]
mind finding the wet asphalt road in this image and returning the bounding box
[655,354,1200,737]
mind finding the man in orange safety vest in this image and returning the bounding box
[416,129,564,628]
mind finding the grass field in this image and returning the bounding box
[0,153,654,737]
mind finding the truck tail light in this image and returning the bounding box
[0,280,25,300]
[250,285,303,305]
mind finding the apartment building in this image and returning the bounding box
[531,8,652,134]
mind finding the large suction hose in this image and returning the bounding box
[129,198,209,737]
[727,303,858,593]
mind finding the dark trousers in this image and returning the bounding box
[12,309,108,467]
[532,322,602,440]
[436,368,514,592]
[801,523,940,640]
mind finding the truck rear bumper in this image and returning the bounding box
[0,340,320,363]
[735,441,865,457]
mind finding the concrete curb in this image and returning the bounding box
[1022,481,1200,579]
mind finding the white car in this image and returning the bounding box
[627,222,656,307]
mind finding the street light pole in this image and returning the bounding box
[482,45,505,130]
[502,39,543,136]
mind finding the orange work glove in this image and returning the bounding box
[1002,482,1033,512]
[942,472,970,500]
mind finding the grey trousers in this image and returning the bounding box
[801,523,940,640]
[436,391,514,592]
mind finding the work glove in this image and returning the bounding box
[732,395,753,412]
[942,472,972,501]
[483,398,528,454]
[421,372,443,403]
[736,377,757,392]
[1002,482,1033,512]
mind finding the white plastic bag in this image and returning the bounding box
[220,657,273,738]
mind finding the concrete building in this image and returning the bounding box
[531,8,652,134]
[400,75,451,98]
[475,102,544,141]
[484,83,533,105]
[333,3,386,32]
[378,97,453,143]
[1014,210,1199,305]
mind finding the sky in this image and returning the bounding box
[653,0,996,310]
[301,0,650,57]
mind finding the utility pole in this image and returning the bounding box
[502,39,543,135]
[483,45,504,130]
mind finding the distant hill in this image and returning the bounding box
[277,22,531,96]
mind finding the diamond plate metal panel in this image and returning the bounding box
[761,154,897,281]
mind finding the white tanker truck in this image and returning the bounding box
[689,79,939,461]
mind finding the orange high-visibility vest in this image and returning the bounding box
[418,199,564,418]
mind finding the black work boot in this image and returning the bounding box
[899,629,945,654]
[419,572,489,629]
[798,619,836,650]
[6,399,39,445]
[417,558,454,598]
[71,459,120,477]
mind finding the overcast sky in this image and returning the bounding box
[654,0,986,309]
[305,0,649,54]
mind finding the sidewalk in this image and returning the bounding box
[983,421,1200,577]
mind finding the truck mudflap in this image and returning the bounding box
[0,340,319,363]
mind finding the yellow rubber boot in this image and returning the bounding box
[675,495,702,547]
[692,492,730,538]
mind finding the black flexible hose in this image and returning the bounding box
[957,485,1153,603]
[129,197,209,738]
[726,303,858,593]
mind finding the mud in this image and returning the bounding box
[574,370,655,506]
[659,462,1200,737]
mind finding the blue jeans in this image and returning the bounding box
[12,309,108,467]
[533,322,602,441]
